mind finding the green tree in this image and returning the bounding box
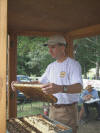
[17,36,54,76]
[74,36,100,79]
[17,35,100,79]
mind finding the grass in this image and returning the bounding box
[17,101,46,117]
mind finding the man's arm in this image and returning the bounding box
[62,83,82,93]
[83,94,93,101]
[92,90,99,99]
[42,83,82,94]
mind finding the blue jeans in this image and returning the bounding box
[83,102,100,117]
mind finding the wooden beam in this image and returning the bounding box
[8,34,17,118]
[65,36,74,58]
[67,24,100,40]
[9,24,100,40]
[0,0,7,132]
[9,31,65,37]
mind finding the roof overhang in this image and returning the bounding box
[8,0,100,38]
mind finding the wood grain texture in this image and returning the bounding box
[8,34,17,118]
[0,0,7,132]
[8,0,100,33]
[67,24,100,39]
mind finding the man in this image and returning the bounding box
[80,84,100,121]
[39,35,82,133]
[12,35,83,133]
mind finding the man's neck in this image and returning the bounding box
[57,55,68,62]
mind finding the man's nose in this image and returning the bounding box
[49,48,52,53]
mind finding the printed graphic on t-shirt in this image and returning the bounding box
[60,71,66,78]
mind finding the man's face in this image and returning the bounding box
[87,85,91,89]
[48,44,65,59]
[87,85,92,92]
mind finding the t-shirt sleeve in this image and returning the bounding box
[81,90,87,98]
[92,90,99,99]
[39,65,50,84]
[69,61,83,85]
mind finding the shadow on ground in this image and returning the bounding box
[78,111,100,133]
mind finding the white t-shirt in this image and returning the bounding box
[39,57,83,104]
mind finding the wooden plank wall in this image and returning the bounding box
[0,0,7,132]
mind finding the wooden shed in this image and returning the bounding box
[0,0,100,132]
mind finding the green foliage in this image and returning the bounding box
[74,36,100,77]
[17,35,100,78]
[17,36,54,76]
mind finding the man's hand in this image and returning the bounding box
[42,83,63,94]
[11,81,20,91]
[83,94,93,101]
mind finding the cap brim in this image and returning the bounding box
[43,43,67,46]
[43,43,48,46]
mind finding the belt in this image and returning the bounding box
[52,102,77,108]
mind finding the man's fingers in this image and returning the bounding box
[11,81,18,91]
[42,87,50,92]
[42,87,53,94]
[42,83,50,88]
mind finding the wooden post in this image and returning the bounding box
[8,34,17,118]
[65,36,74,58]
[0,0,7,132]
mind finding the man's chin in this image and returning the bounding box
[51,55,56,59]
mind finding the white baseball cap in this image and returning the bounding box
[87,81,92,86]
[44,35,67,46]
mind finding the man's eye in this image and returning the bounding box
[52,45,56,48]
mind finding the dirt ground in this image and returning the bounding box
[77,112,100,133]
[78,120,100,133]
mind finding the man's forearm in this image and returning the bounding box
[60,83,82,94]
